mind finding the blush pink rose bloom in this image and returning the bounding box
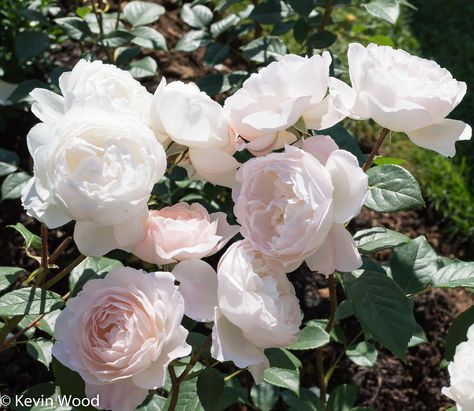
[173,240,301,383]
[52,267,191,411]
[132,203,240,265]
[233,136,368,275]
[224,52,347,156]
[333,43,471,157]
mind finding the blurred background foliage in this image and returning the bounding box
[0,0,473,246]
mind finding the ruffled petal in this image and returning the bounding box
[30,88,65,123]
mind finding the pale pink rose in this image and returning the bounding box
[233,136,367,275]
[132,203,240,265]
[52,267,191,411]
[173,240,301,383]
[332,43,471,157]
[224,53,346,156]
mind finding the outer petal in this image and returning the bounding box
[21,178,71,229]
[325,150,368,223]
[305,223,361,276]
[328,77,370,120]
[85,379,149,411]
[303,93,346,130]
[406,118,472,157]
[74,221,121,256]
[301,135,338,165]
[113,210,148,249]
[211,307,266,369]
[248,356,270,384]
[30,88,65,123]
[26,123,51,156]
[173,260,218,322]
[212,212,240,252]
[189,147,240,188]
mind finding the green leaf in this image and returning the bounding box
[137,394,167,411]
[307,31,337,49]
[281,389,324,411]
[197,368,224,411]
[287,0,316,16]
[0,148,19,176]
[175,30,211,52]
[0,267,24,292]
[286,325,330,350]
[181,4,213,29]
[26,339,53,368]
[1,171,31,200]
[249,0,292,24]
[55,17,92,40]
[204,43,230,66]
[389,236,439,294]
[129,56,158,78]
[328,384,358,411]
[76,6,92,19]
[102,30,135,48]
[173,377,204,411]
[123,1,165,27]
[250,381,279,411]
[52,358,90,402]
[8,80,49,104]
[293,18,309,44]
[131,27,167,50]
[318,125,366,166]
[219,379,248,409]
[346,341,378,367]
[373,156,405,166]
[365,165,425,212]
[210,14,240,37]
[116,47,141,66]
[8,222,41,250]
[354,227,410,254]
[0,287,64,316]
[69,256,122,296]
[363,0,400,24]
[335,299,354,321]
[445,306,474,362]
[264,367,299,395]
[432,260,474,288]
[241,36,287,63]
[265,347,301,369]
[15,30,50,62]
[408,322,428,347]
[346,271,416,360]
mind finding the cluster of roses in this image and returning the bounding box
[21,43,470,411]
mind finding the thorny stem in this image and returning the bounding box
[168,335,212,411]
[91,0,114,62]
[363,128,390,172]
[319,0,334,32]
[48,237,72,264]
[37,224,49,286]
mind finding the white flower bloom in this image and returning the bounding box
[150,79,239,187]
[21,108,166,256]
[224,52,346,155]
[173,240,301,383]
[442,324,474,411]
[333,43,471,157]
[53,267,191,411]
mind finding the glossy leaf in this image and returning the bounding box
[354,227,409,254]
[0,287,64,316]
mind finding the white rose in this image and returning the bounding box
[173,240,302,383]
[21,108,166,256]
[53,267,191,411]
[442,324,474,411]
[223,52,346,156]
[333,43,471,157]
[232,136,367,275]
[150,79,240,187]
[30,59,153,125]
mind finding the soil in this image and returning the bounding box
[1,3,474,411]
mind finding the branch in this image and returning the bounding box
[362,128,390,172]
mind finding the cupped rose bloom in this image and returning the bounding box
[333,43,471,157]
[21,108,166,256]
[233,136,368,275]
[442,324,474,410]
[30,59,153,125]
[150,79,239,187]
[173,240,301,383]
[132,202,240,265]
[52,267,191,411]
[223,52,347,156]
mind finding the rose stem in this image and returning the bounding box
[316,350,327,403]
[319,0,334,32]
[363,127,390,172]
[168,334,212,411]
[48,237,72,264]
[42,255,86,290]
[36,224,49,286]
